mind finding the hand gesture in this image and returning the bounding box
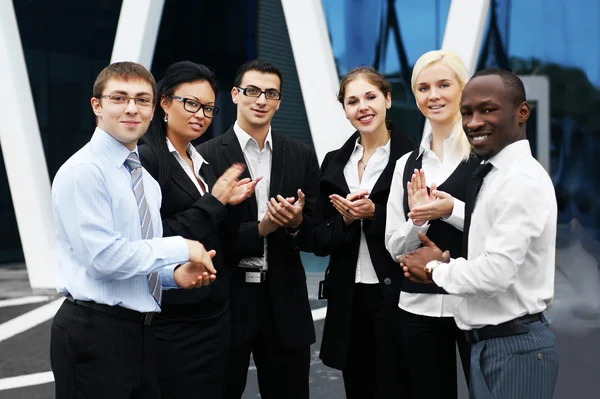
[330,190,374,225]
[174,260,217,288]
[259,209,281,237]
[266,189,306,229]
[228,177,262,206]
[212,163,246,205]
[178,240,217,288]
[406,169,436,226]
[399,232,449,283]
[408,189,455,222]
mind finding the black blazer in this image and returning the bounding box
[197,127,321,349]
[313,123,416,369]
[139,144,232,309]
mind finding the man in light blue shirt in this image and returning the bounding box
[50,62,217,399]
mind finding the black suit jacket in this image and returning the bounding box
[139,144,232,307]
[313,123,416,369]
[197,127,321,349]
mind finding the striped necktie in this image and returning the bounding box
[124,152,161,305]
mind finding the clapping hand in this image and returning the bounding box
[406,169,454,225]
[228,177,262,205]
[212,163,246,205]
[330,190,375,225]
[266,189,306,229]
[398,232,449,283]
[177,241,217,288]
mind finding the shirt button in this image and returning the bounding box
[384,278,391,285]
[537,353,544,360]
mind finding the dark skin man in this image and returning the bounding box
[399,73,531,280]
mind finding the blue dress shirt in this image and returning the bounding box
[52,128,189,312]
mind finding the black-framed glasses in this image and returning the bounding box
[98,94,153,108]
[236,87,282,100]
[170,95,219,118]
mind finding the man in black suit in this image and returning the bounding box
[198,60,320,399]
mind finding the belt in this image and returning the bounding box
[464,313,543,343]
[237,267,267,283]
[66,295,155,325]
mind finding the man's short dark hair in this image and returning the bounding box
[471,68,526,106]
[234,60,283,89]
[93,61,157,100]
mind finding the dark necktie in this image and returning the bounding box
[463,162,494,258]
[124,152,161,304]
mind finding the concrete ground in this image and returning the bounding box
[1,262,599,398]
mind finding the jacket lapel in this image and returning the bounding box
[169,157,201,201]
[370,123,413,198]
[269,132,286,198]
[221,127,257,217]
[320,131,359,195]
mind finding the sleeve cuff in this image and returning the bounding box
[164,236,190,265]
[160,264,179,289]
[442,200,465,231]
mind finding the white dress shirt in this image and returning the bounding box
[233,121,272,270]
[432,140,557,330]
[344,137,390,284]
[53,128,189,313]
[166,137,210,195]
[385,130,465,317]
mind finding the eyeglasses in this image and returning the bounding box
[98,94,153,108]
[170,95,219,118]
[236,87,282,100]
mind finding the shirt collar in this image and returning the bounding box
[90,127,136,168]
[233,121,272,151]
[352,136,391,155]
[487,139,531,170]
[418,128,461,158]
[166,137,209,166]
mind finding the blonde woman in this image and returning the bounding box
[385,50,477,399]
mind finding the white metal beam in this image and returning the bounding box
[281,0,354,163]
[110,0,165,68]
[441,0,491,74]
[0,1,57,290]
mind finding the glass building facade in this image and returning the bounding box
[1,1,598,395]
[322,1,600,397]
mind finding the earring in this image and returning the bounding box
[163,114,168,123]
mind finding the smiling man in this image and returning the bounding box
[51,62,218,399]
[198,60,320,399]
[399,69,559,399]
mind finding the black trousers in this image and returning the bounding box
[223,272,310,399]
[342,283,413,399]
[400,307,471,399]
[152,298,231,398]
[50,299,159,399]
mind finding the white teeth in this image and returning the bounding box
[429,105,444,109]
[359,115,374,121]
[472,135,488,141]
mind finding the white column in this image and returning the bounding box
[110,0,165,68]
[0,1,57,289]
[281,0,354,163]
[441,0,491,74]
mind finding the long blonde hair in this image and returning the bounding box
[411,50,471,160]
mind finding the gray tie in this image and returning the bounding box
[124,152,161,305]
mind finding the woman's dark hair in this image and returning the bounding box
[142,61,217,188]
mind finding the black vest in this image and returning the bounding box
[401,149,479,294]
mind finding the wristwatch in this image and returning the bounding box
[424,260,442,282]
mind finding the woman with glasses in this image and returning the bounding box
[314,66,416,398]
[139,61,258,398]
[385,50,477,399]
